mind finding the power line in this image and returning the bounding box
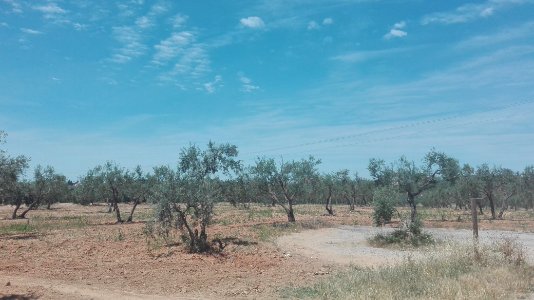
[243,99,534,156]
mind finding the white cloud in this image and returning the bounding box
[456,21,534,49]
[72,23,87,31]
[323,17,333,25]
[384,21,407,39]
[110,26,147,63]
[203,75,223,93]
[307,21,320,30]
[20,28,43,35]
[240,16,265,29]
[135,16,152,28]
[171,45,211,78]
[421,0,528,25]
[4,0,23,13]
[171,14,188,28]
[332,48,411,63]
[152,31,195,64]
[239,73,260,92]
[32,3,67,15]
[0,22,8,28]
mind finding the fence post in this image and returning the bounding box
[471,198,479,239]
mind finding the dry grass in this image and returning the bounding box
[282,241,534,299]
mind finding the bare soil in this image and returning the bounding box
[277,226,534,266]
[1,203,533,299]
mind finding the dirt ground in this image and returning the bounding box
[277,226,534,266]
[1,203,533,299]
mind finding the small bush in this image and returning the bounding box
[372,187,397,226]
[368,218,434,248]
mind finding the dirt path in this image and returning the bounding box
[0,274,205,300]
[276,226,534,266]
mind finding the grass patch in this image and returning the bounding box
[368,228,435,248]
[282,242,534,299]
[253,218,333,242]
[0,222,36,235]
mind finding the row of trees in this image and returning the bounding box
[2,129,533,251]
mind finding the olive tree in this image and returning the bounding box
[0,131,30,211]
[521,166,534,210]
[252,156,321,222]
[125,166,152,222]
[83,162,129,223]
[475,165,520,219]
[369,149,460,222]
[151,142,241,253]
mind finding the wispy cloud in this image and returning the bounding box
[384,21,407,39]
[239,73,260,92]
[203,75,223,93]
[331,47,411,63]
[240,16,265,29]
[456,21,534,49]
[422,0,530,25]
[152,31,195,65]
[170,13,188,28]
[323,17,333,25]
[110,2,172,64]
[307,17,334,30]
[4,0,23,13]
[20,28,43,35]
[32,2,70,24]
[171,45,211,77]
[110,26,147,63]
[307,21,320,30]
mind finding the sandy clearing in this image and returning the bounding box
[276,226,534,266]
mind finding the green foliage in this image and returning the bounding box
[0,131,30,206]
[372,187,397,226]
[369,149,460,222]
[150,142,241,253]
[368,218,433,248]
[252,156,321,222]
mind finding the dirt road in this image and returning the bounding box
[277,226,534,266]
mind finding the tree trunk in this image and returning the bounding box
[407,193,417,222]
[113,201,122,223]
[46,202,51,210]
[346,196,355,211]
[18,200,39,219]
[12,202,22,219]
[126,199,139,222]
[287,200,296,222]
[325,188,334,216]
[488,194,496,219]
[287,207,295,222]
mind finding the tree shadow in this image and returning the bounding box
[0,293,39,300]
[219,237,258,246]
[0,233,39,241]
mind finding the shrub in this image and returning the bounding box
[372,187,397,226]
[368,218,434,248]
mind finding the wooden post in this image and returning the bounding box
[471,198,479,239]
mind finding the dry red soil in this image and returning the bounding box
[1,203,533,299]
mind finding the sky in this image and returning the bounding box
[1,0,534,180]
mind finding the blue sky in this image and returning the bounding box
[1,0,534,179]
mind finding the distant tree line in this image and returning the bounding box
[1,129,533,251]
